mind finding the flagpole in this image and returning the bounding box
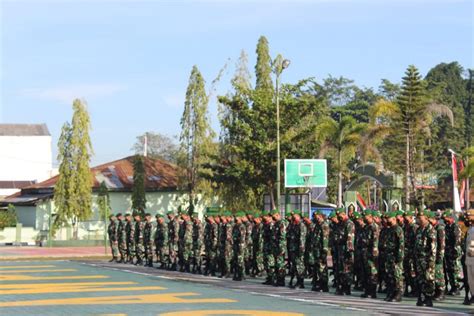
[449,149,462,213]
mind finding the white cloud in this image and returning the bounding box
[21,83,125,103]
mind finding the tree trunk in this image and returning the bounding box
[405,134,411,210]
[337,150,343,207]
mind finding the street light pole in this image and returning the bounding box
[274,56,290,213]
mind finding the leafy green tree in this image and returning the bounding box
[178,65,216,214]
[315,116,365,206]
[0,204,17,229]
[132,155,147,215]
[132,132,178,163]
[97,181,111,219]
[54,99,93,238]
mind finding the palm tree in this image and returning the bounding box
[315,116,366,206]
[371,65,454,210]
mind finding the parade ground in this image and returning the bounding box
[0,259,471,316]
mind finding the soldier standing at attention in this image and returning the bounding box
[335,208,355,296]
[204,212,218,276]
[134,213,145,265]
[243,212,254,276]
[415,209,437,307]
[125,213,135,263]
[384,211,404,302]
[288,210,306,289]
[232,212,246,281]
[378,213,389,294]
[262,210,275,285]
[312,211,330,292]
[154,213,168,269]
[442,211,462,296]
[179,212,193,272]
[116,213,127,263]
[251,211,264,277]
[273,210,287,287]
[107,214,119,262]
[403,210,418,297]
[167,211,179,271]
[428,211,446,301]
[360,210,379,299]
[191,212,204,274]
[353,211,365,291]
[143,213,154,267]
[303,213,314,279]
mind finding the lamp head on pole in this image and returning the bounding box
[282,59,291,70]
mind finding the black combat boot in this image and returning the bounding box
[335,285,344,295]
[433,289,445,301]
[311,284,321,292]
[447,287,460,296]
[298,277,305,289]
[109,257,117,263]
[263,276,273,285]
[416,293,424,306]
[288,276,295,289]
[389,290,402,302]
[384,288,393,301]
[275,276,285,287]
[360,288,369,298]
[424,295,433,307]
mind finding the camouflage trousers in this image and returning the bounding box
[305,251,314,275]
[403,254,416,291]
[193,246,203,268]
[378,250,386,287]
[118,238,127,260]
[263,251,275,277]
[144,240,154,263]
[354,250,364,287]
[109,241,118,258]
[220,248,232,275]
[435,262,446,291]
[135,240,144,261]
[416,261,435,297]
[362,254,378,287]
[155,242,168,264]
[445,255,462,289]
[385,258,404,291]
[289,252,305,278]
[274,251,286,279]
[179,243,193,264]
[312,254,328,286]
[337,249,354,289]
[331,248,340,287]
[253,249,264,274]
[168,241,178,265]
[126,239,135,261]
[233,249,245,273]
[205,248,217,272]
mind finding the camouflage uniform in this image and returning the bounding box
[329,220,341,288]
[108,218,119,260]
[192,219,204,273]
[336,218,355,294]
[219,220,233,277]
[251,221,264,276]
[403,221,418,295]
[273,218,287,286]
[444,220,462,292]
[288,218,306,288]
[378,222,389,292]
[117,217,127,262]
[385,222,404,300]
[362,221,379,297]
[204,219,218,275]
[178,217,193,272]
[232,218,246,281]
[143,218,154,266]
[304,219,315,277]
[244,219,254,275]
[434,221,446,296]
[354,220,366,290]
[134,219,145,264]
[415,223,437,302]
[125,217,136,263]
[262,219,275,284]
[168,216,180,270]
[154,218,168,268]
[312,219,330,292]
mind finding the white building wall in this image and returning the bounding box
[0,135,53,182]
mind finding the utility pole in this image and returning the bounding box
[465,69,473,209]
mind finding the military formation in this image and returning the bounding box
[108,207,474,308]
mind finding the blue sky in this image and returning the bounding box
[1,0,472,166]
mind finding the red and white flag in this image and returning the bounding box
[451,151,462,213]
[356,192,367,210]
[459,159,466,209]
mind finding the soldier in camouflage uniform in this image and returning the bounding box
[243,212,254,276]
[232,212,247,281]
[360,210,379,299]
[167,211,179,271]
[191,212,204,274]
[442,211,462,296]
[288,210,306,289]
[353,211,366,291]
[403,210,418,297]
[251,211,264,277]
[134,213,145,265]
[143,213,154,267]
[312,211,329,292]
[273,210,287,287]
[262,211,275,285]
[303,214,314,278]
[154,213,168,269]
[204,213,218,276]
[219,212,233,278]
[107,214,119,262]
[178,212,193,272]
[429,212,446,301]
[125,213,135,263]
[378,214,389,293]
[415,209,437,307]
[384,211,404,302]
[116,213,127,263]
[335,209,355,295]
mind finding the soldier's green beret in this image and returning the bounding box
[125,213,131,217]
[155,213,163,218]
[109,214,115,219]
[386,211,397,218]
[335,208,345,215]
[428,211,437,219]
[442,210,453,218]
[363,210,372,217]
[328,211,336,219]
[302,213,309,219]
[166,210,174,215]
[372,211,381,217]
[293,209,301,216]
[404,210,414,216]
[191,211,199,217]
[254,210,261,217]
[271,209,279,216]
[353,212,362,219]
[116,213,122,217]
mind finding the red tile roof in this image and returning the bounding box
[26,156,178,191]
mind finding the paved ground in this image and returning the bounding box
[0,260,472,316]
[0,246,108,260]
